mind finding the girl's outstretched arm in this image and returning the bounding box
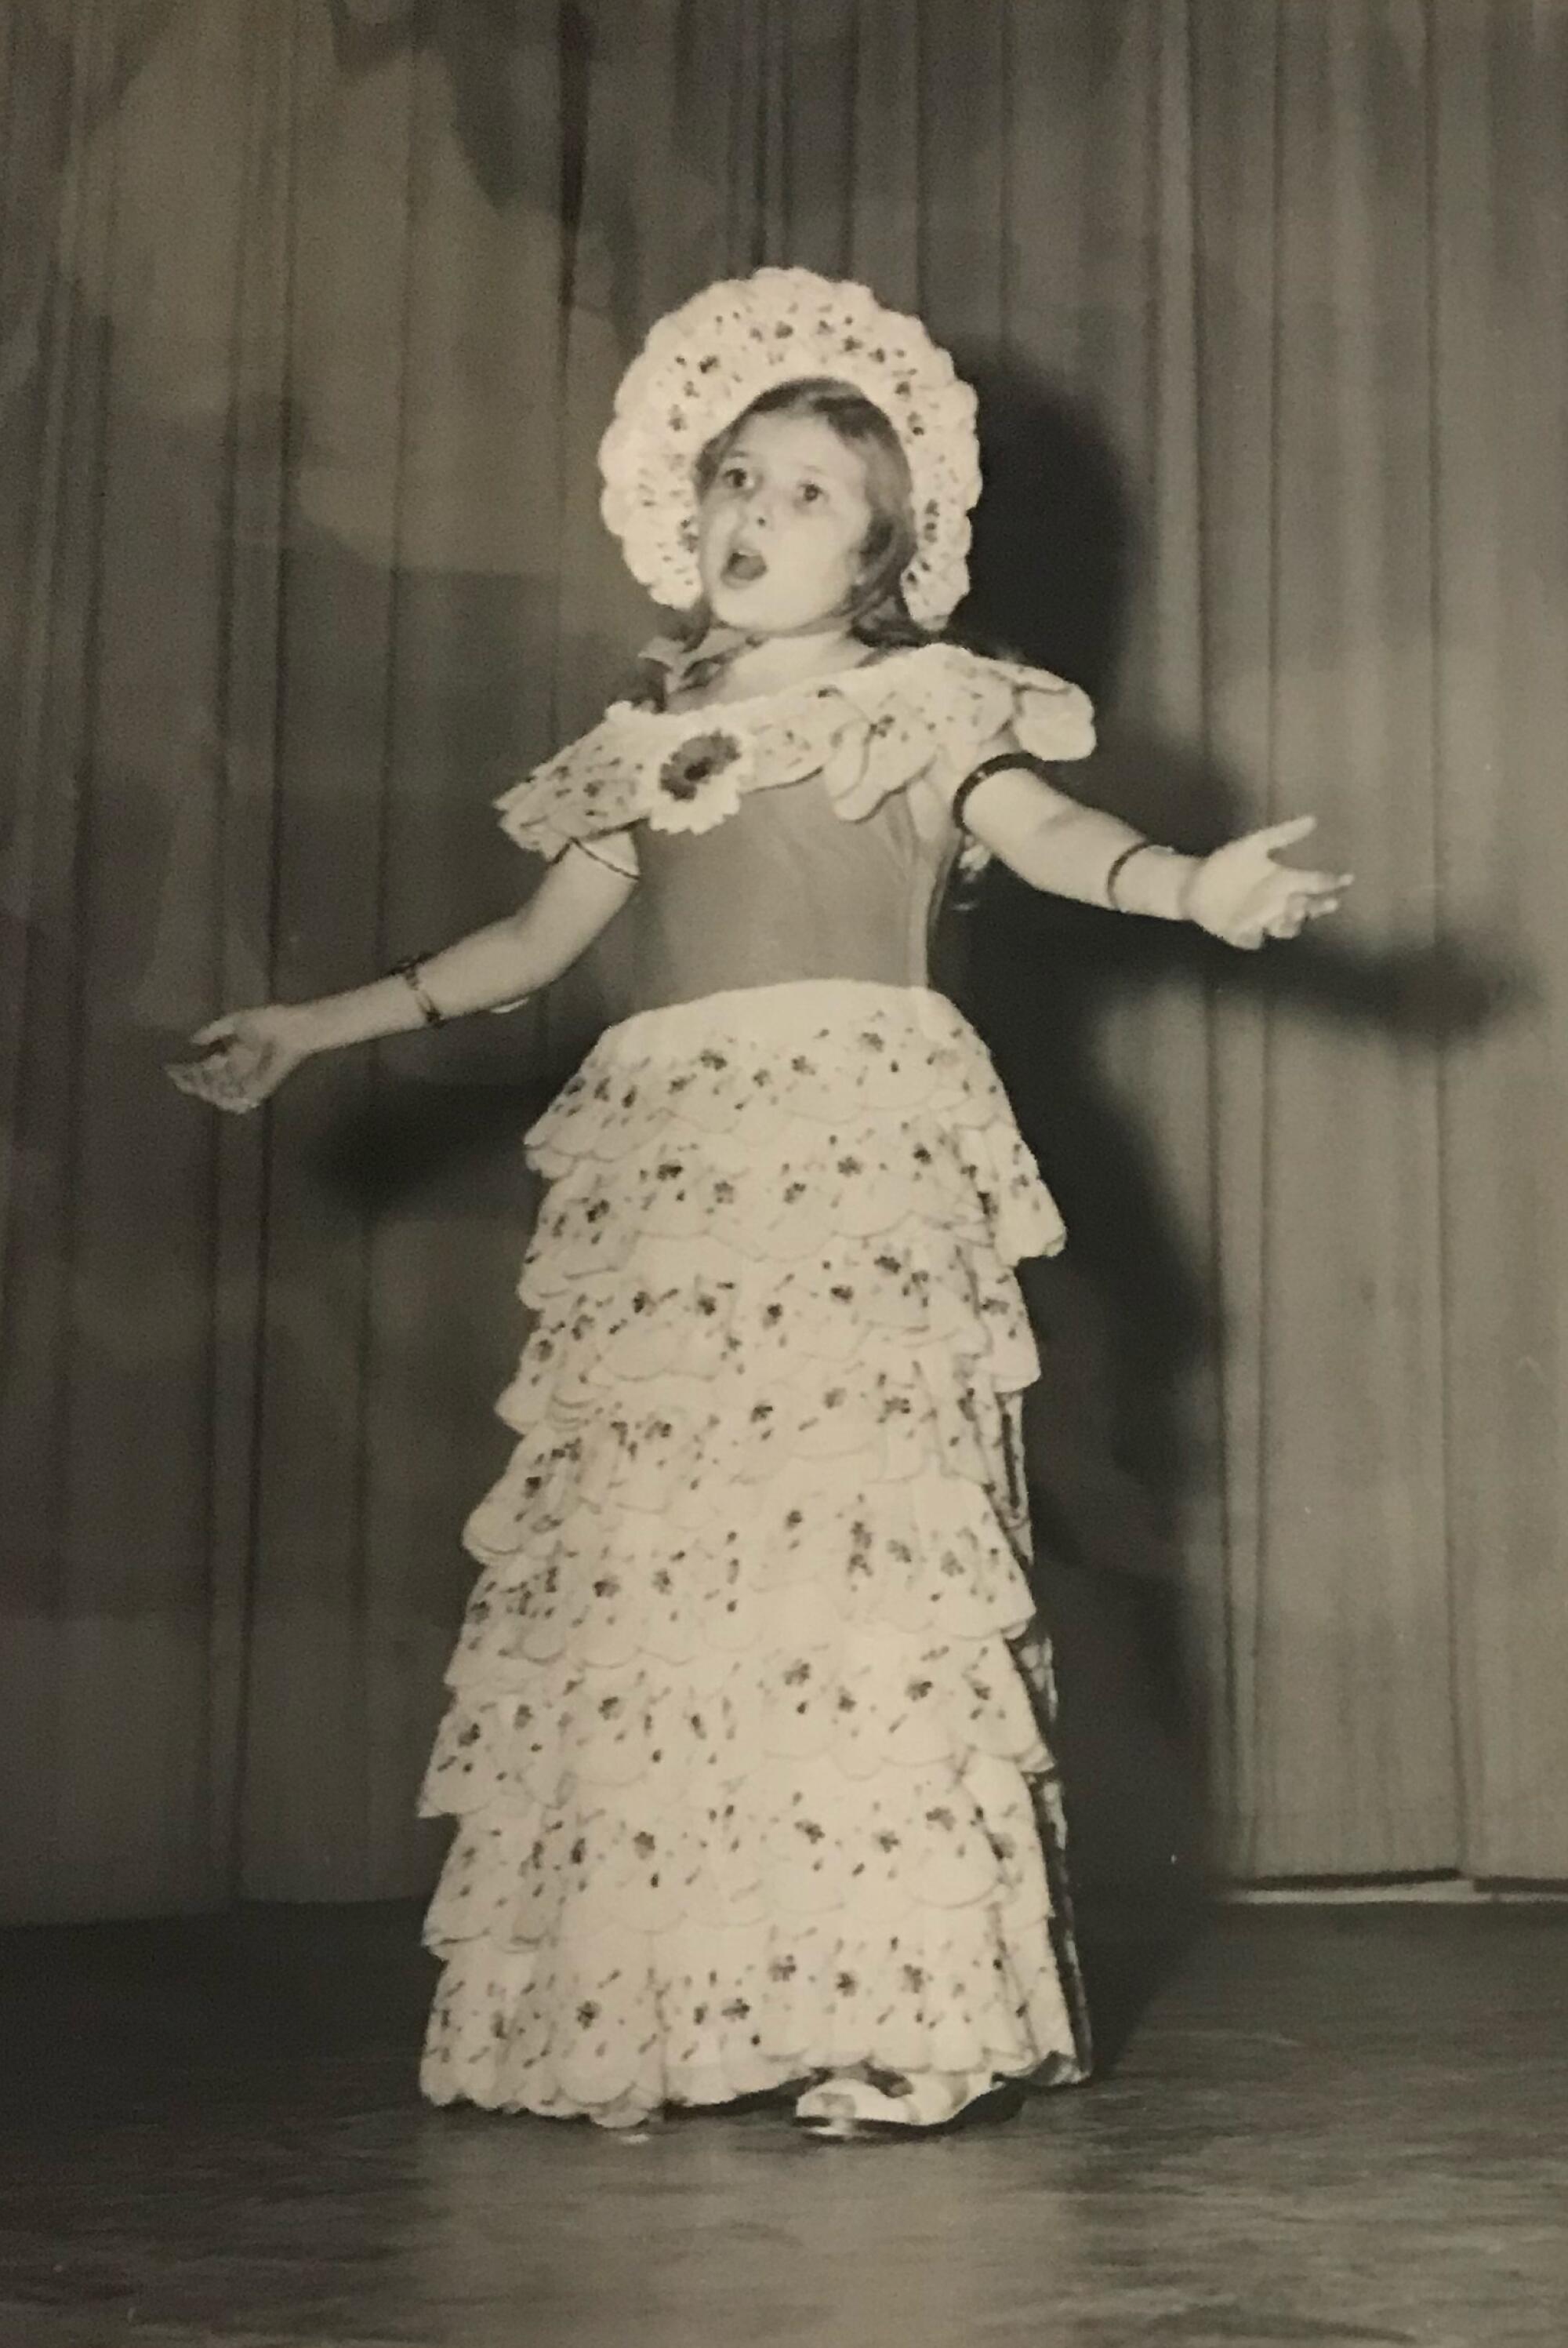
[956,748,1352,949]
[168,842,635,1114]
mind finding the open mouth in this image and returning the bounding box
[721,547,768,586]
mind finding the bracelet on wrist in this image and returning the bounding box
[393,955,447,1028]
[1105,839,1166,910]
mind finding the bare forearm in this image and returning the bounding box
[171,845,637,1113]
[1000,802,1199,919]
[289,849,634,1056]
[960,757,1351,949]
[292,916,548,1052]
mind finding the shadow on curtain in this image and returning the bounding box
[1,0,1563,1925]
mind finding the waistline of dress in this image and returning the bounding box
[593,979,975,1059]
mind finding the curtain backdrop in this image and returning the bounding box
[2,0,1565,1920]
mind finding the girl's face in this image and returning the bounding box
[695,410,876,637]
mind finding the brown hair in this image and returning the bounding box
[690,376,932,649]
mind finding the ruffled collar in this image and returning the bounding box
[495,639,1095,856]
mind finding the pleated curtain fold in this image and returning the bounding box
[2,0,1564,1918]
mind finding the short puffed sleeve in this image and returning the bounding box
[896,644,1097,801]
[561,829,640,880]
[797,643,1095,887]
[492,713,644,869]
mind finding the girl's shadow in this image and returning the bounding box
[942,349,1523,2069]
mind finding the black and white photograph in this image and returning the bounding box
[1,3,1564,2343]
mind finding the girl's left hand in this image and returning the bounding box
[166,1004,314,1113]
[1185,816,1352,950]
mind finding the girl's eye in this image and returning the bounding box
[797,482,823,506]
[719,463,750,490]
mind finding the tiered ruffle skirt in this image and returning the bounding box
[418,980,1091,2120]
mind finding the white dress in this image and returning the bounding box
[417,642,1097,2121]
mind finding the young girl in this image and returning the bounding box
[172,269,1348,2140]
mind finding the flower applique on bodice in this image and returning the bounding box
[495,641,1095,1015]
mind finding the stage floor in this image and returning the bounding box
[1,1901,1563,2347]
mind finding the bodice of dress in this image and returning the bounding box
[615,768,953,1017]
[493,639,1098,1019]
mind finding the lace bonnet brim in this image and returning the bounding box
[597,268,982,630]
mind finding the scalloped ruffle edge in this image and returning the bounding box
[493,642,1094,864]
[418,982,1087,2117]
[421,1891,1087,2120]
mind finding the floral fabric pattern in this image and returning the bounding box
[419,982,1091,2122]
[493,642,1095,871]
[648,726,750,833]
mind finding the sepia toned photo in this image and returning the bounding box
[2,4,1563,2343]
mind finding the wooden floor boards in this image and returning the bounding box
[1,1901,1563,2346]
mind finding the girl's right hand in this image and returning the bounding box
[166,1005,316,1114]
